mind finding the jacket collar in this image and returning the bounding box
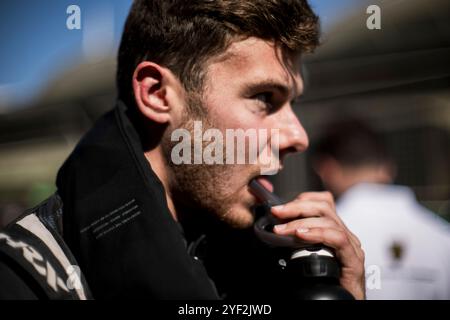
[55,101,218,299]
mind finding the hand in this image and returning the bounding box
[271,191,366,300]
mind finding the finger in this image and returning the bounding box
[296,191,335,210]
[297,193,365,257]
[346,228,362,250]
[296,192,357,240]
[271,200,334,220]
[273,217,338,235]
[295,227,366,299]
[273,215,363,261]
[294,227,362,270]
[295,197,362,249]
[335,217,362,249]
[272,196,362,252]
[293,194,354,240]
[272,199,349,236]
[330,218,362,257]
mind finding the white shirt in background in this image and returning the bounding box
[337,183,450,300]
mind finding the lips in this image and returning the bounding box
[254,176,274,193]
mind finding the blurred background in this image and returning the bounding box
[0,0,449,227]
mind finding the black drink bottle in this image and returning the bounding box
[250,180,354,300]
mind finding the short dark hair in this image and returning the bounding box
[117,0,320,106]
[312,120,392,168]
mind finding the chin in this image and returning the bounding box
[222,205,255,229]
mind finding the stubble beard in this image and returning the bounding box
[161,95,258,229]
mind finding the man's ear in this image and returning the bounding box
[132,62,176,124]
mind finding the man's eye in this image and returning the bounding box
[253,93,274,112]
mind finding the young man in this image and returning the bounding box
[0,0,365,299]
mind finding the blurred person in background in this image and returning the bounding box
[312,119,450,299]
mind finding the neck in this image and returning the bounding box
[144,148,178,221]
[339,166,393,196]
[129,108,178,222]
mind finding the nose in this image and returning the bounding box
[276,105,309,155]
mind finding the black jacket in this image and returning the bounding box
[0,101,284,299]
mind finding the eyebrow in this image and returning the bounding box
[241,79,302,100]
